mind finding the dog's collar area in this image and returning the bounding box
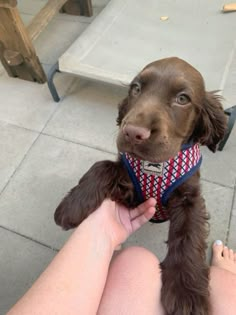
[120,143,202,223]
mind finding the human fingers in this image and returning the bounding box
[130,201,156,232]
[129,198,156,220]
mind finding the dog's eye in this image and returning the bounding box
[176,93,191,105]
[130,82,141,96]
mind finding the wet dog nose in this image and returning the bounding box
[123,124,151,144]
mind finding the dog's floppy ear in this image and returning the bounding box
[116,96,129,126]
[191,92,227,152]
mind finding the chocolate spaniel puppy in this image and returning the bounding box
[54,57,227,315]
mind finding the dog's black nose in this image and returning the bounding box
[123,124,151,144]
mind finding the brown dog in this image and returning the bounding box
[54,57,227,315]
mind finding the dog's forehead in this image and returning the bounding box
[140,58,203,84]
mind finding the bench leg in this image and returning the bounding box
[0,1,46,83]
[47,62,60,102]
[218,105,236,151]
[61,0,93,17]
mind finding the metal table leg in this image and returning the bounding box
[47,62,60,102]
[218,105,236,151]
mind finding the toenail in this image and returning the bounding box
[214,240,223,245]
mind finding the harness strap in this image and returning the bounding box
[121,143,202,223]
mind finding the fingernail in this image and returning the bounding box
[214,240,223,246]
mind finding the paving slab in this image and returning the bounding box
[0,227,56,314]
[0,121,38,193]
[0,133,115,249]
[18,0,47,15]
[34,17,87,65]
[0,72,75,131]
[222,42,236,107]
[44,78,127,153]
[124,220,169,262]
[124,180,234,263]
[20,13,34,25]
[201,133,236,188]
[202,180,234,250]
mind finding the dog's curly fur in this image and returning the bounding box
[54,57,227,315]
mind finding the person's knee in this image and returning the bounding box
[99,247,163,315]
[119,246,160,262]
[113,246,161,276]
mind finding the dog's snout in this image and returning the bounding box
[123,124,151,144]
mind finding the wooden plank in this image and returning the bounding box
[0,0,17,8]
[0,6,46,82]
[0,0,93,83]
[27,0,68,41]
[222,3,236,12]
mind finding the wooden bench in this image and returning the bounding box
[0,0,92,83]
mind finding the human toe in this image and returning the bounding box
[229,248,234,260]
[223,246,230,259]
[212,240,224,259]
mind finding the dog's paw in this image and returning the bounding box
[54,160,133,230]
[54,184,96,230]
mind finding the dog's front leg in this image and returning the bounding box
[161,176,210,315]
[54,160,134,230]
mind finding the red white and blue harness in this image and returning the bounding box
[121,143,202,223]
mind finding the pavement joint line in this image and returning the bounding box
[0,75,79,197]
[219,40,236,96]
[41,131,117,156]
[0,225,59,253]
[225,177,236,246]
[39,75,79,134]
[0,118,40,134]
[0,132,42,197]
[0,123,116,198]
[0,120,232,195]
[0,117,117,157]
[200,177,234,189]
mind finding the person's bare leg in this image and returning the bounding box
[210,240,236,315]
[97,246,165,315]
[98,242,236,315]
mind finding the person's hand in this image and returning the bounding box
[87,198,157,249]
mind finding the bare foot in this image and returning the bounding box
[211,240,236,274]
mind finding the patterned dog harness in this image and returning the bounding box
[121,143,202,223]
